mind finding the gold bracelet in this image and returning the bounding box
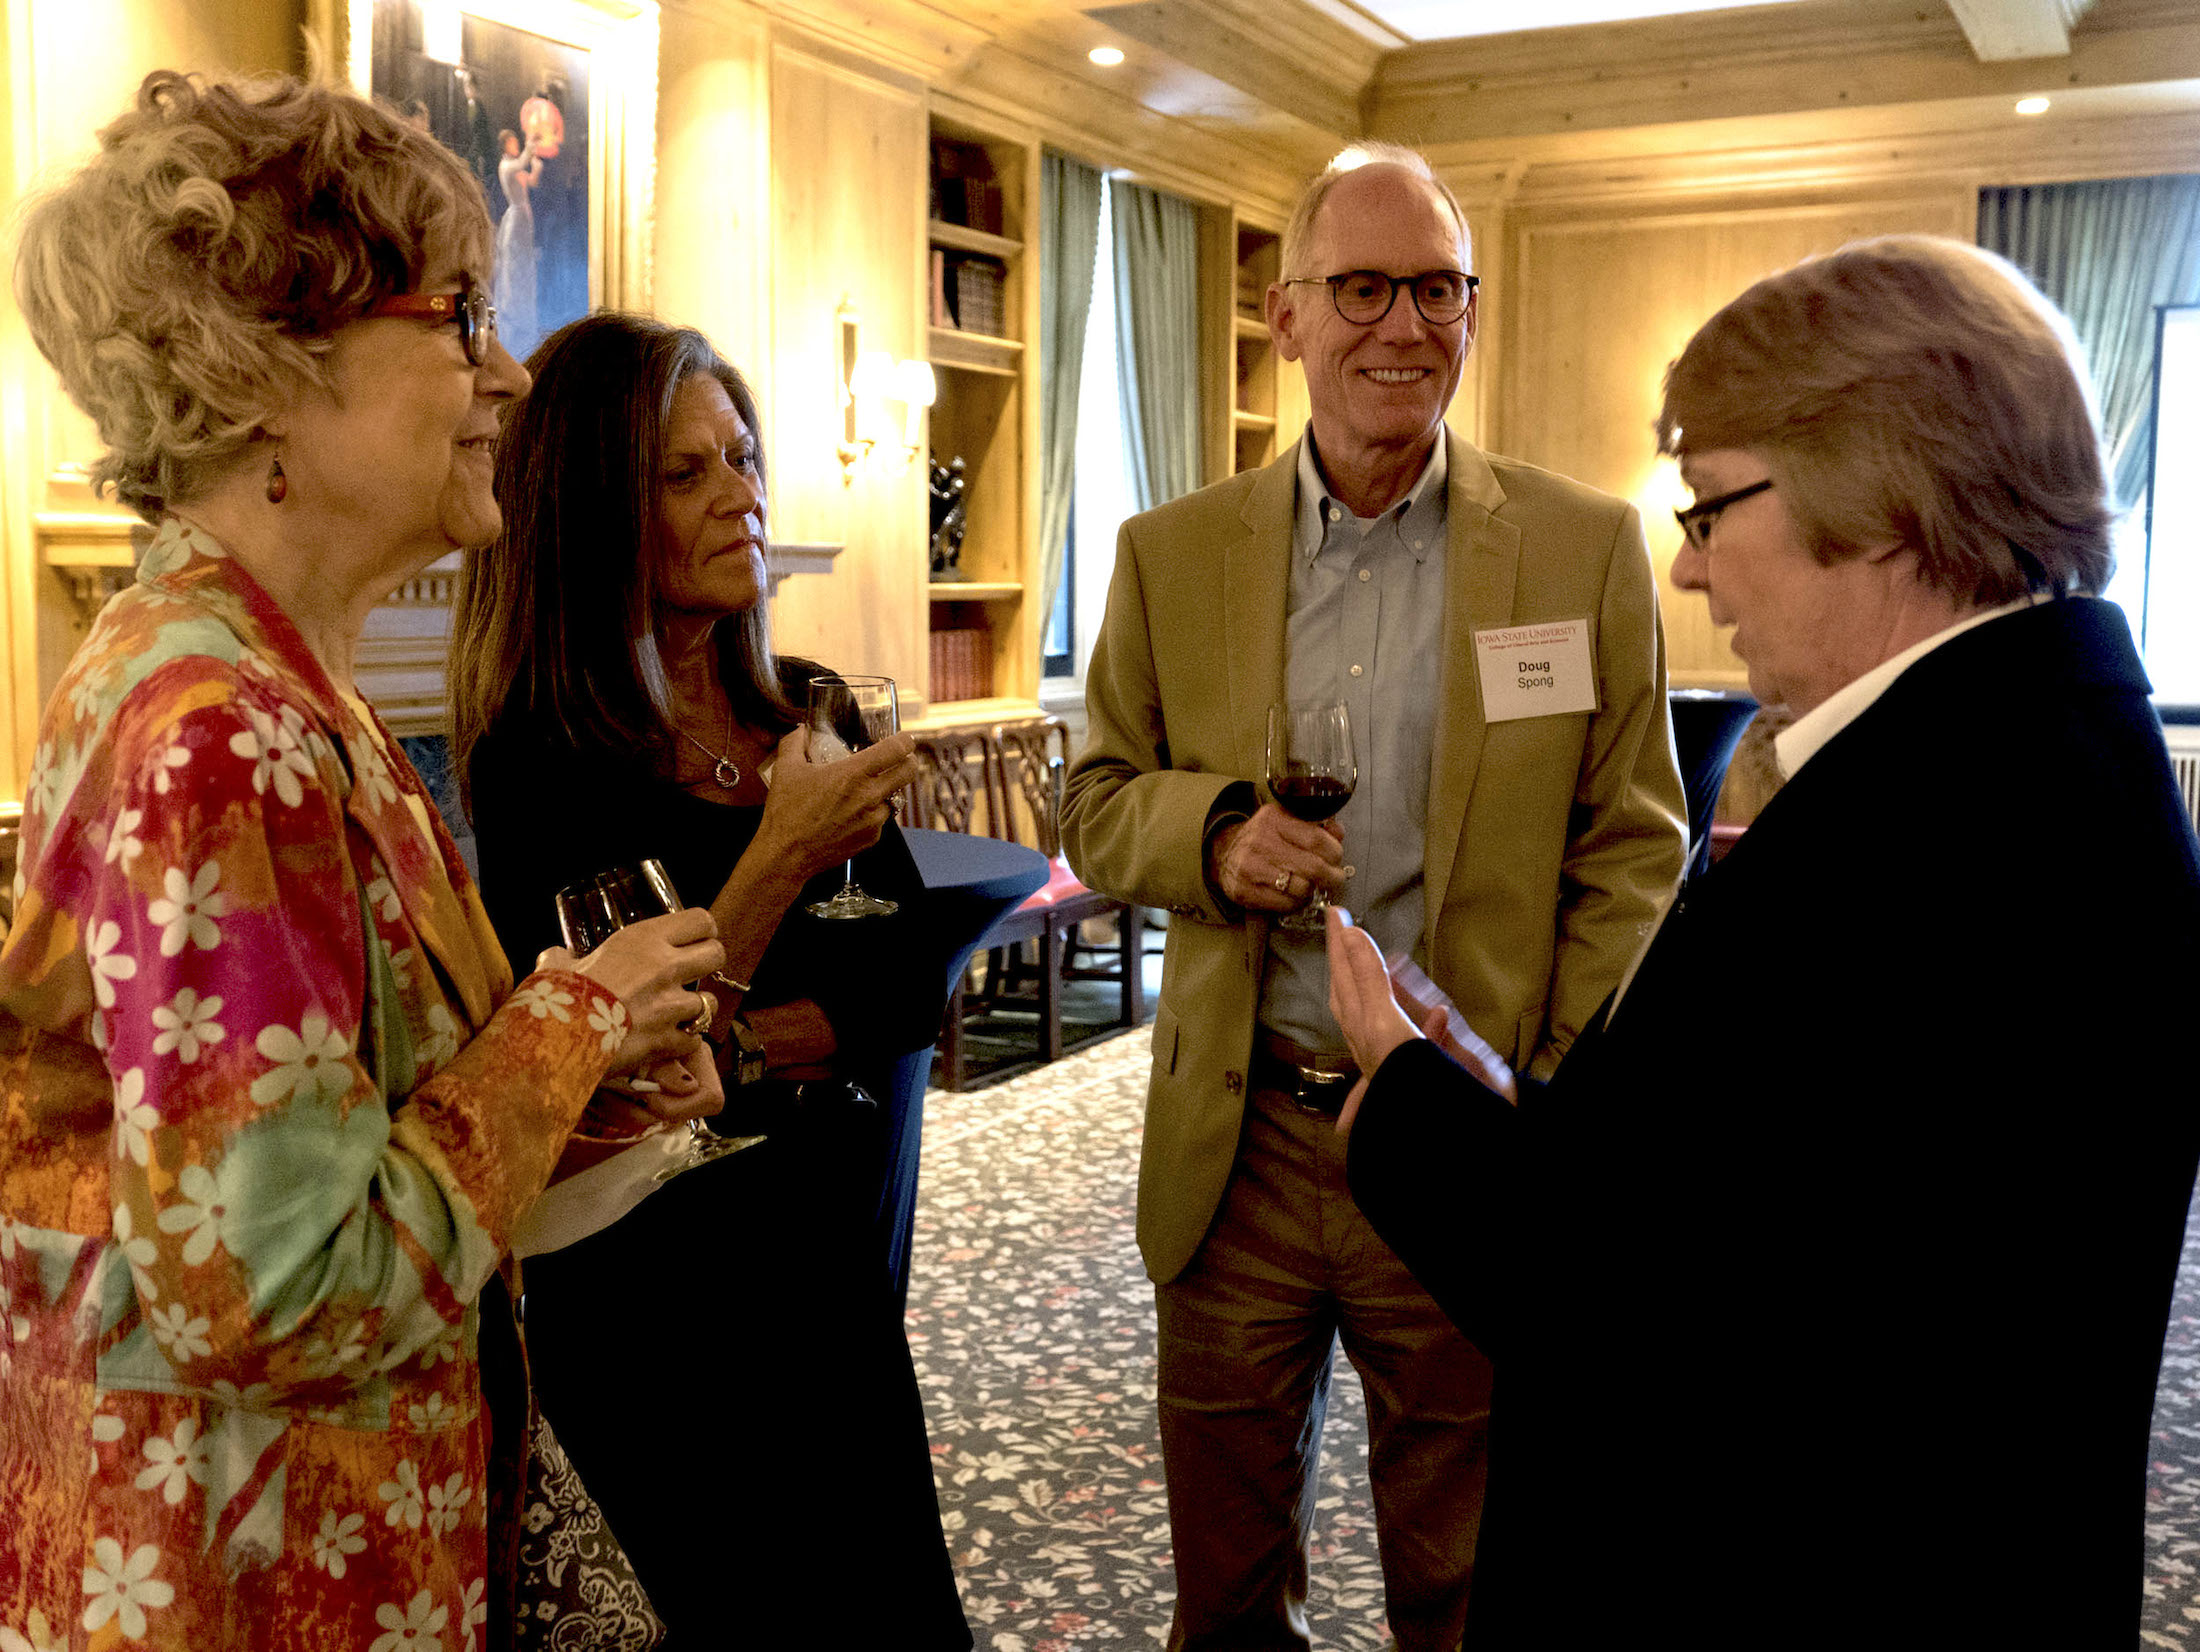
[709,970,753,996]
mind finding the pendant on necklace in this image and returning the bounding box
[713,757,742,789]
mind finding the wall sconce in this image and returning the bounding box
[839,299,938,479]
[893,359,937,463]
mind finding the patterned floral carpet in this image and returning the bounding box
[2145,1186,2200,1647]
[911,1027,1392,1652]
[915,1028,2200,1650]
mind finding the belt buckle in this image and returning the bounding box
[1290,1063,1352,1115]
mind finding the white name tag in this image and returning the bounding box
[1473,618,1597,722]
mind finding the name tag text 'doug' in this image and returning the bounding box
[1472,618,1597,722]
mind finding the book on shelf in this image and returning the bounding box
[947,255,1007,339]
[930,139,1002,234]
[929,627,993,703]
[930,248,954,329]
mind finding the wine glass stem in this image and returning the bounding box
[841,858,858,893]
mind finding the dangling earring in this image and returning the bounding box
[265,454,287,505]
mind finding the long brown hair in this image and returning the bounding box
[450,312,799,800]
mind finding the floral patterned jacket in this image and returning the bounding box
[0,518,628,1651]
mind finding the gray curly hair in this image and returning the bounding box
[15,70,492,520]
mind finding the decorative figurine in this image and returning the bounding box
[929,455,968,581]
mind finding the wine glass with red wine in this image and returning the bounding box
[1265,702,1356,934]
[554,857,762,1175]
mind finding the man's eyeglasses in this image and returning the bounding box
[1674,478,1773,552]
[362,271,497,366]
[1284,269,1478,327]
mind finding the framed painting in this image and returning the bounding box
[341,0,659,357]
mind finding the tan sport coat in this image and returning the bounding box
[1062,430,1688,1284]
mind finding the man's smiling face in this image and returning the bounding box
[1271,163,1476,474]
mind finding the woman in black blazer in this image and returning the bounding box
[1327,235,2200,1648]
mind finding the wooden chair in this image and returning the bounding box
[974,715,1143,1067]
[915,716,1142,1088]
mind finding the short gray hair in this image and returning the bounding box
[1279,142,1471,280]
[1657,234,2113,603]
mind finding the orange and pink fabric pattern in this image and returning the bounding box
[0,518,623,1650]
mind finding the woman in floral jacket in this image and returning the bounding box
[0,72,725,1650]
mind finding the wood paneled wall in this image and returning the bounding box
[1489,190,1974,687]
[763,42,929,690]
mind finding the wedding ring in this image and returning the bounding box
[1274,870,1293,895]
[680,992,713,1037]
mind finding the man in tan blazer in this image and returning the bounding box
[1061,143,1685,1652]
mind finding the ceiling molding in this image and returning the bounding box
[1944,0,2093,62]
[1085,0,1376,138]
[1365,0,2198,146]
[1439,100,2200,211]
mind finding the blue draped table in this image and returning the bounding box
[870,828,1048,1303]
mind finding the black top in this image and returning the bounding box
[1348,597,2200,1648]
[467,686,970,1649]
[468,719,940,1062]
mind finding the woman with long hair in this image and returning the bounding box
[451,311,970,1647]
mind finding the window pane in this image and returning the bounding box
[2144,305,2200,703]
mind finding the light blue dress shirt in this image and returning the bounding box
[1257,434,1449,1053]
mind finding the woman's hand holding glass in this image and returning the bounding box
[539,905,725,1082]
[752,724,921,884]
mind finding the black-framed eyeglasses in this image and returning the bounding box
[1284,269,1479,327]
[362,271,497,366]
[1674,478,1774,552]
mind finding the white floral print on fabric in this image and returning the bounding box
[507,981,574,1023]
[368,1589,448,1652]
[2,1603,66,1652]
[249,1012,352,1107]
[418,1004,460,1073]
[148,741,191,796]
[103,806,145,872]
[425,1471,470,1537]
[110,1204,158,1301]
[154,1164,233,1267]
[145,1303,212,1362]
[133,1419,210,1507]
[365,873,402,923]
[86,920,138,1010]
[587,999,629,1054]
[227,704,317,809]
[311,1510,368,1579]
[309,1319,373,1376]
[460,1577,487,1652]
[113,1069,157,1165]
[79,1537,176,1640]
[146,861,226,956]
[149,987,225,1063]
[379,1460,425,1530]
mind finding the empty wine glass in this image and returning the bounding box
[554,857,761,1174]
[804,675,901,921]
[1265,702,1356,934]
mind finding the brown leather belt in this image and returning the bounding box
[1250,1029,1360,1116]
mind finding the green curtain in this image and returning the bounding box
[1111,178,1204,513]
[1980,174,2200,509]
[1039,154,1104,630]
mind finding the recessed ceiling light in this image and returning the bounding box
[1089,45,1125,66]
[2015,96,2050,115]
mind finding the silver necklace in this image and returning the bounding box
[677,705,742,790]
